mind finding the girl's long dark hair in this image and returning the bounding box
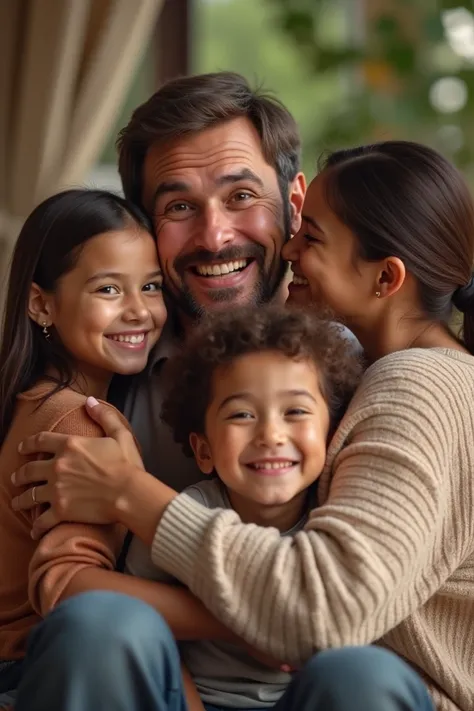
[0,189,152,447]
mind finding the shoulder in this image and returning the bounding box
[18,383,129,437]
[182,478,230,509]
[352,347,474,411]
[331,347,474,455]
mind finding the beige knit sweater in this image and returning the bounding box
[152,347,474,711]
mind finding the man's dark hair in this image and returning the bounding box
[117,71,301,211]
[162,306,363,457]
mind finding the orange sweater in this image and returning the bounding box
[0,382,126,660]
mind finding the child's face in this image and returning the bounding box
[191,350,330,508]
[38,227,166,383]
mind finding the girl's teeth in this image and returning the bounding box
[109,333,145,344]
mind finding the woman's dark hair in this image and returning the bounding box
[0,189,152,446]
[162,305,363,457]
[320,141,474,353]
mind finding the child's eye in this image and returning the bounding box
[286,407,310,417]
[227,411,254,420]
[142,281,162,292]
[97,285,119,295]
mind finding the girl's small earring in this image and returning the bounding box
[375,291,381,298]
[42,321,51,340]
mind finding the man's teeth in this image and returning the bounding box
[109,333,145,344]
[292,275,309,286]
[195,260,248,276]
[249,461,295,470]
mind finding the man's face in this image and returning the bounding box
[142,118,304,318]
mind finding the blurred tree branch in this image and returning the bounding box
[269,0,474,171]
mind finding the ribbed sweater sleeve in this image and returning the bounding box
[151,349,473,667]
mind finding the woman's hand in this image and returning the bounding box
[11,398,146,538]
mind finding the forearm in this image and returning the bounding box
[181,663,205,711]
[115,464,176,546]
[60,567,234,642]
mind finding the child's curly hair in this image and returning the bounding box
[161,305,363,457]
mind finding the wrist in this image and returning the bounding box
[115,465,177,546]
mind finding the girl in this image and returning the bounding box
[0,189,166,706]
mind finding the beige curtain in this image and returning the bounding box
[0,0,164,288]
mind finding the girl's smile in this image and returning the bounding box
[34,226,167,397]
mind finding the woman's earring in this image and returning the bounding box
[375,291,381,298]
[42,321,51,340]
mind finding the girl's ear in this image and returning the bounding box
[28,283,53,327]
[189,433,214,475]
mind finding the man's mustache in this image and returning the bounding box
[174,244,266,273]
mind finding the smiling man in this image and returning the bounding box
[110,71,306,489]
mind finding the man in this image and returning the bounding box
[110,70,305,489]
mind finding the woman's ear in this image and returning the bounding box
[376,257,406,299]
[28,283,53,327]
[189,433,214,475]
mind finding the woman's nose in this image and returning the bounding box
[282,231,303,263]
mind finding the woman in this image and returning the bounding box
[11,141,474,711]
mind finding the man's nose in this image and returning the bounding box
[194,204,234,253]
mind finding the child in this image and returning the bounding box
[126,305,363,711]
[0,189,166,707]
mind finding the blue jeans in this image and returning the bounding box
[14,591,434,711]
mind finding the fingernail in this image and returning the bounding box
[17,442,23,453]
[11,472,15,484]
[280,664,292,673]
[31,530,38,540]
[86,396,99,408]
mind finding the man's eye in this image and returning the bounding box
[232,191,253,202]
[168,203,191,213]
[97,285,119,295]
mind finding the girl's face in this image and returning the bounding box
[283,173,378,326]
[38,226,166,392]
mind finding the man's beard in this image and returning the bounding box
[166,200,292,320]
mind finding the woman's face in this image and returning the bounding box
[283,173,378,325]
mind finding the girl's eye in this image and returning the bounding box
[97,285,119,295]
[142,281,162,292]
